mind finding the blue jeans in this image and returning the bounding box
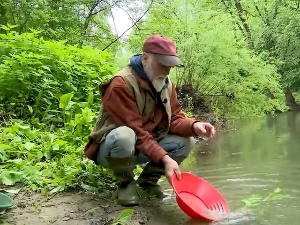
[96,126,195,167]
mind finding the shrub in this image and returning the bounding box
[0,25,116,123]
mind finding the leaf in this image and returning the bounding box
[0,172,15,186]
[0,144,12,151]
[57,139,67,146]
[17,124,30,130]
[0,188,21,194]
[24,142,35,151]
[0,154,8,162]
[52,143,59,151]
[268,193,290,200]
[50,186,64,194]
[41,65,51,72]
[27,105,33,114]
[115,209,134,224]
[273,188,281,193]
[87,93,94,105]
[13,136,22,142]
[242,194,262,207]
[0,25,10,31]
[44,151,51,159]
[59,93,74,110]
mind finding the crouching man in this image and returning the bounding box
[84,35,215,206]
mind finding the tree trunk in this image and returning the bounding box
[234,0,254,48]
[285,89,300,111]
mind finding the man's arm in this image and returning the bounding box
[169,83,200,137]
[102,76,167,164]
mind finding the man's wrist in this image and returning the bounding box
[161,155,171,164]
[192,121,201,136]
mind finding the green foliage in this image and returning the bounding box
[0,26,116,122]
[258,3,300,91]
[128,0,288,117]
[207,0,300,108]
[114,44,135,70]
[0,94,116,194]
[0,0,84,43]
[0,0,125,50]
[112,209,134,225]
[241,188,290,209]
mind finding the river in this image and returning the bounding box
[148,112,300,225]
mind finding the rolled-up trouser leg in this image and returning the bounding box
[96,126,139,206]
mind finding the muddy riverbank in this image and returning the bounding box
[1,186,185,225]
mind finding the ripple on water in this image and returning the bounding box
[185,209,256,225]
[225,177,280,183]
[157,156,300,225]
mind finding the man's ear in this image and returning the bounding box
[141,52,148,66]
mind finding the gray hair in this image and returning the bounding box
[143,52,156,61]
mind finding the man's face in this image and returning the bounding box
[143,54,171,92]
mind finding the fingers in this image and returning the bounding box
[174,168,181,180]
[204,123,216,139]
[166,172,174,184]
[208,126,214,138]
[199,125,207,135]
[164,160,181,183]
[210,125,216,137]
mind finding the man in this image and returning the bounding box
[84,35,215,206]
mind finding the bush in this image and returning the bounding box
[0,95,116,194]
[0,25,116,123]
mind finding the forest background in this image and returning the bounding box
[1,0,300,198]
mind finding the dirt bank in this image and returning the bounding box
[1,188,148,225]
[0,184,199,225]
[176,84,233,131]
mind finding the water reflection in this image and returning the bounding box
[149,112,300,225]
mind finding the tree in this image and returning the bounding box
[219,0,300,109]
[127,0,287,117]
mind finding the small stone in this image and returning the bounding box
[62,216,71,221]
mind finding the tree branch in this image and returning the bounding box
[234,0,254,48]
[114,2,143,42]
[220,0,245,38]
[106,2,117,34]
[252,0,270,26]
[102,0,154,51]
[81,0,106,46]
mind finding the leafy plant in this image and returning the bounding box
[112,209,134,225]
[0,26,116,122]
[0,95,116,194]
[241,188,290,209]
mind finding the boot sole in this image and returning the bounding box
[117,199,140,207]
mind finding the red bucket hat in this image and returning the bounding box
[142,35,184,67]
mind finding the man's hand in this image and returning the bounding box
[193,122,216,139]
[161,155,181,183]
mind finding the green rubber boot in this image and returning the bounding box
[105,156,139,206]
[136,161,166,199]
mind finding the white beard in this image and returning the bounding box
[151,76,166,92]
[144,64,166,92]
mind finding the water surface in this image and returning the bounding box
[149,112,300,225]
